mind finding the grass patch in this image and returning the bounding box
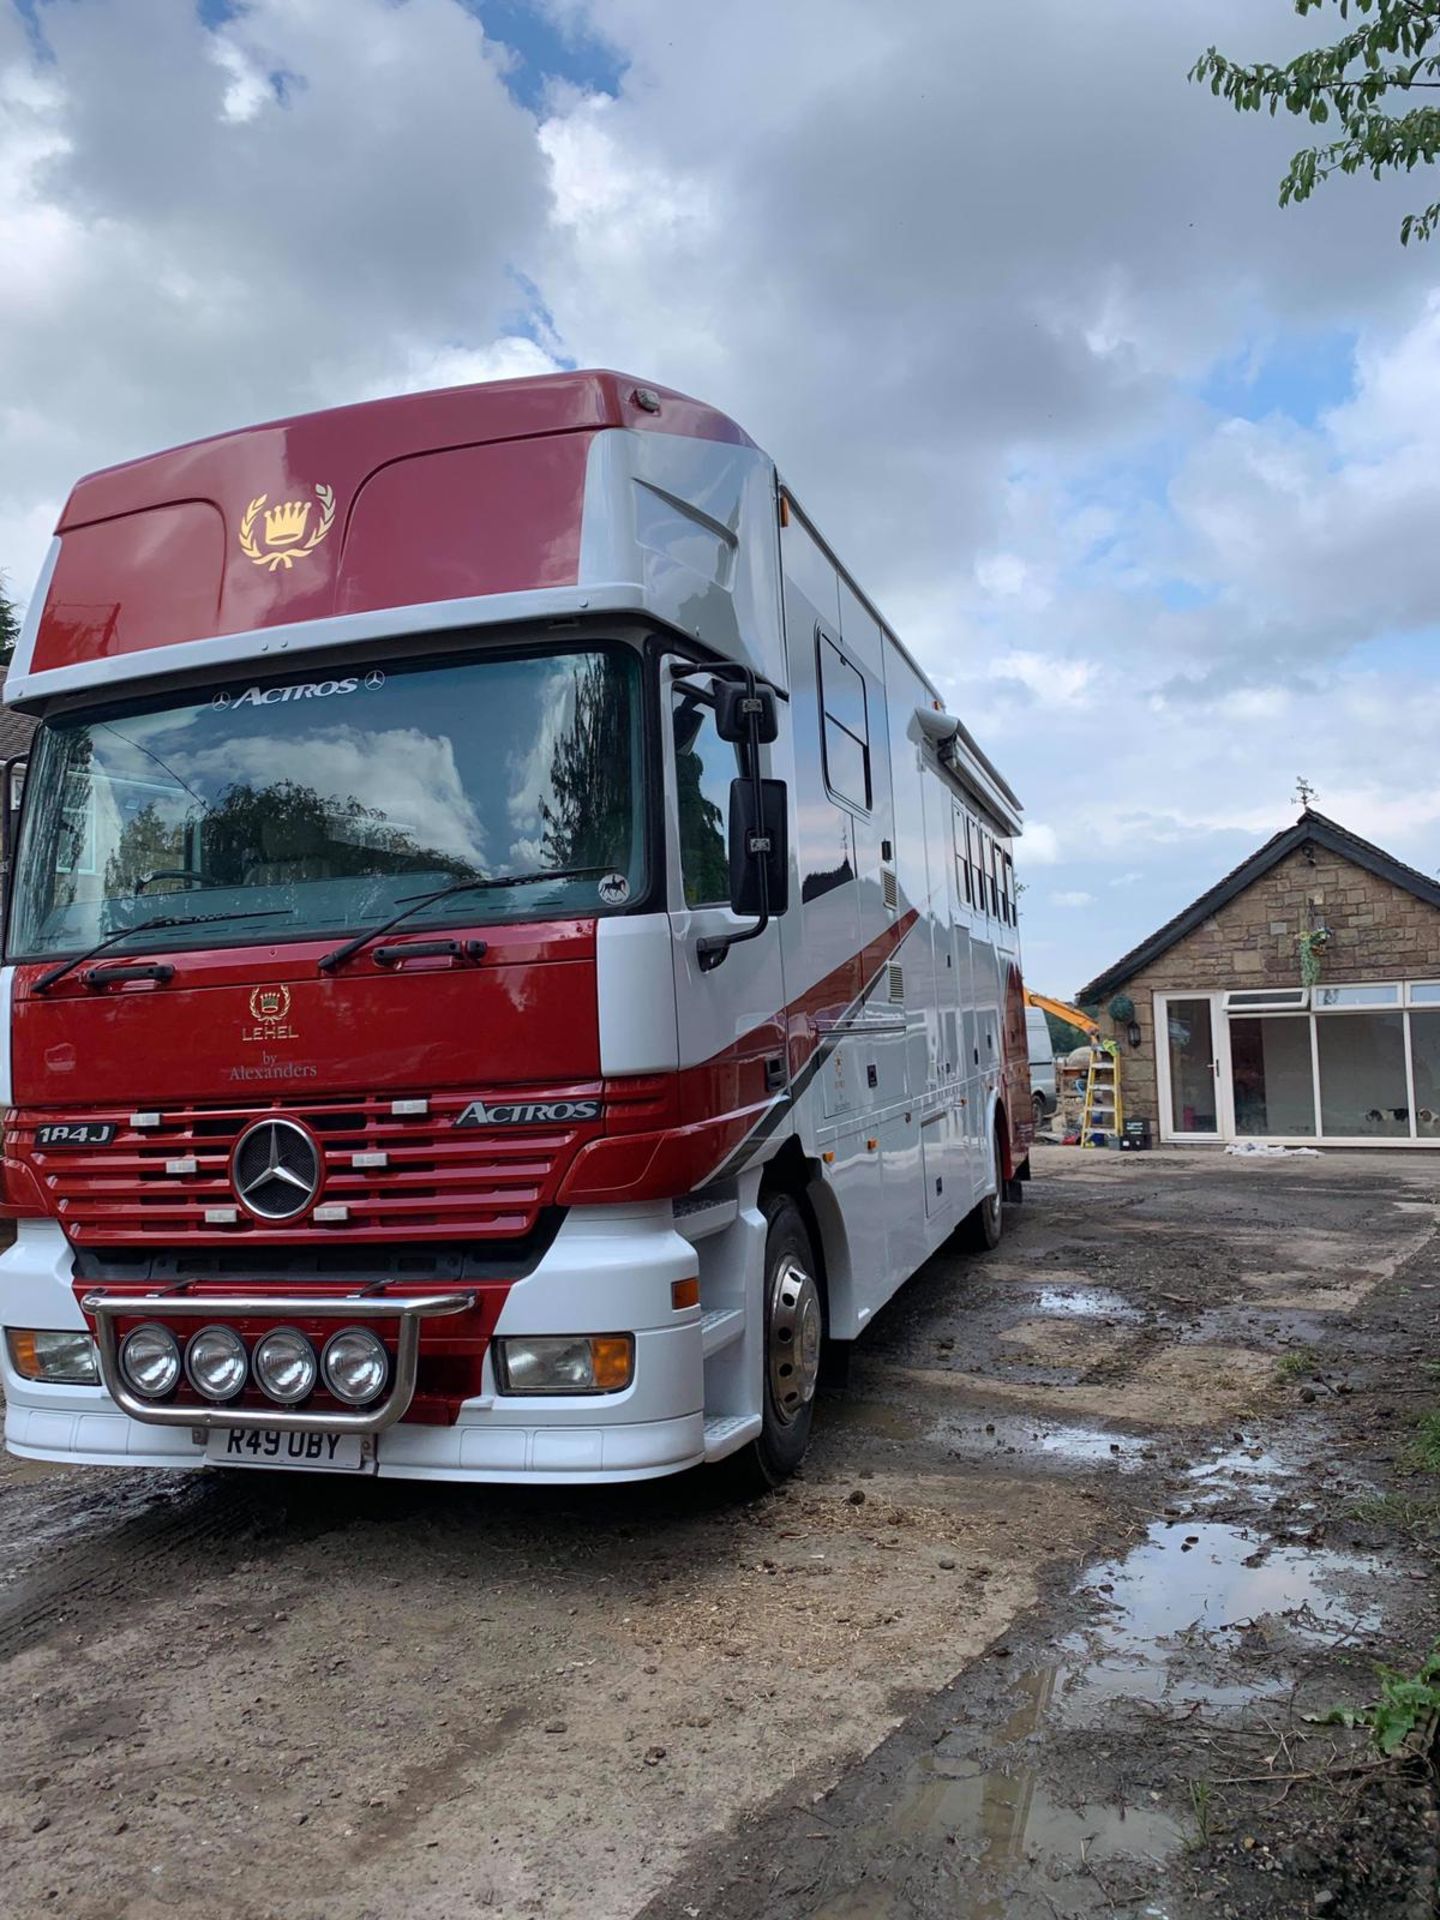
[1404,1409,1440,1476]
[1347,1491,1440,1545]
[1275,1346,1320,1382]
[1186,1777,1217,1850]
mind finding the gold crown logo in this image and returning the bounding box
[262,500,311,547]
[238,484,336,571]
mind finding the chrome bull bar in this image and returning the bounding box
[81,1289,476,1435]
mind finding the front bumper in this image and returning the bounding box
[2,1211,708,1484]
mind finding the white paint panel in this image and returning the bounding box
[597,914,680,1074]
[6,580,649,708]
[0,1219,82,1330]
[0,966,12,1106]
[579,430,786,691]
[838,577,884,681]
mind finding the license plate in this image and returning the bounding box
[205,1427,366,1471]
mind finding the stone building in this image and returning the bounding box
[1075,809,1440,1148]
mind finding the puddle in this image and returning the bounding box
[837,1400,1153,1470]
[943,1412,1151,1470]
[833,1400,920,1444]
[808,1744,1181,1919]
[1033,1285,1141,1321]
[808,1444,1381,1915]
[1057,1516,1381,1717]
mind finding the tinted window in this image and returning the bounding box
[672,689,740,907]
[10,646,647,958]
[818,635,870,810]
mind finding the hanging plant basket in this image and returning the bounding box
[1297,928,1330,987]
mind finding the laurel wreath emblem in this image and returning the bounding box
[239,483,336,571]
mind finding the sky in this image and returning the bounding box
[4,0,1440,998]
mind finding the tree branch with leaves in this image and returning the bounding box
[1192,0,1440,243]
[0,577,18,669]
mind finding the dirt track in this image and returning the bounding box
[0,1147,1436,1919]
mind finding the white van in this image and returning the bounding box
[1026,1006,1057,1123]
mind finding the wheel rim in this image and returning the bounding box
[768,1254,822,1426]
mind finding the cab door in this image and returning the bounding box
[664,661,790,1184]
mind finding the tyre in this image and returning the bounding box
[1032,1090,1046,1130]
[731,1194,824,1490]
[957,1119,1005,1253]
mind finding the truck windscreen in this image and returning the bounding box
[7,644,646,961]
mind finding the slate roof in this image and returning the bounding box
[0,685,35,761]
[1076,809,1440,1007]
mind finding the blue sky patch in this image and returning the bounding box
[461,0,626,111]
[1196,327,1358,428]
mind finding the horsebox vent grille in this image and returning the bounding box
[887,963,905,1004]
[881,868,898,912]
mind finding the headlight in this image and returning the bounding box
[252,1327,317,1405]
[495,1334,634,1395]
[321,1327,389,1406]
[120,1323,182,1399]
[185,1325,249,1403]
[7,1328,100,1385]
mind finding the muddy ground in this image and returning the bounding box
[0,1146,1436,1919]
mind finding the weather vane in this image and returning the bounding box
[1294,776,1316,807]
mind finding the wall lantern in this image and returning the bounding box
[1107,993,1142,1052]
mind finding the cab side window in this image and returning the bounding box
[818,634,871,811]
[672,689,740,907]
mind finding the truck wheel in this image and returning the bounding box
[733,1195,823,1490]
[958,1121,1005,1253]
[1032,1090,1046,1129]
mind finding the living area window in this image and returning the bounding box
[817,632,871,811]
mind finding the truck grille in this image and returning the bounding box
[8,1089,603,1246]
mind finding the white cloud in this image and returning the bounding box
[1052,890,1096,909]
[1022,823,1062,866]
[987,651,1097,707]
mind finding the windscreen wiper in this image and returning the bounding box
[32,909,295,995]
[317,868,609,976]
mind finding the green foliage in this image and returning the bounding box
[1045,1011,1093,1056]
[1276,1345,1320,1379]
[1187,1777,1216,1848]
[0,576,19,667]
[1192,0,1440,243]
[1346,1489,1440,1540]
[1316,1643,1440,1752]
[1407,1407,1440,1473]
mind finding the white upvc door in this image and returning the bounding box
[1153,991,1233,1142]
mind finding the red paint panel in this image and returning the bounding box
[334,436,586,616]
[38,501,226,672]
[11,925,597,1108]
[13,1085,604,1247]
[1002,954,1036,1172]
[32,372,755,675]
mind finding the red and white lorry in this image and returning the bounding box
[0,371,1031,1486]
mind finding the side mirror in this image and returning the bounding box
[714,682,779,745]
[728,777,789,917]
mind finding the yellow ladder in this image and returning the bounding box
[1080,1041,1123,1147]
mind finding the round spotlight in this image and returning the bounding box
[120,1322,182,1400]
[185,1324,249,1403]
[321,1327,389,1407]
[252,1327,317,1406]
